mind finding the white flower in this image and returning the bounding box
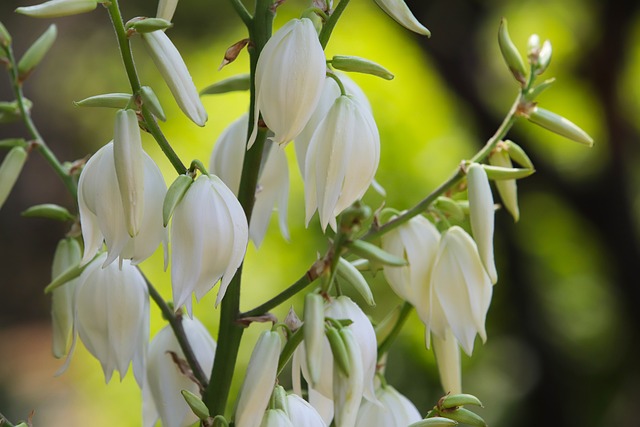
[78,141,167,267]
[261,410,294,427]
[431,328,461,395]
[68,253,149,386]
[285,393,327,427]
[156,0,179,21]
[235,331,282,427]
[372,0,430,36]
[332,328,364,427]
[141,30,207,127]
[51,238,81,359]
[295,74,371,178]
[170,174,248,313]
[355,384,421,427]
[248,18,326,148]
[430,226,493,355]
[304,95,380,231]
[210,114,289,247]
[467,163,498,284]
[15,0,98,18]
[143,317,216,427]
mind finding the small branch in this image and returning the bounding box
[142,270,209,388]
[228,0,252,27]
[377,302,412,361]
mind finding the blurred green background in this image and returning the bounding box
[1,0,639,426]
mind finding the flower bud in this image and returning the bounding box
[467,163,497,284]
[498,18,526,85]
[347,239,407,267]
[527,106,594,146]
[235,331,282,427]
[248,18,326,148]
[503,140,534,169]
[355,384,422,427]
[181,390,210,420]
[162,174,193,226]
[22,203,74,222]
[200,74,250,96]
[440,408,486,427]
[440,393,483,409]
[50,238,81,358]
[373,0,431,36]
[0,22,12,47]
[17,24,56,81]
[261,410,294,427]
[326,326,351,376]
[170,174,248,312]
[0,146,27,210]
[74,93,131,109]
[16,0,98,19]
[408,418,458,427]
[330,55,394,80]
[336,257,375,307]
[488,149,519,222]
[127,17,173,33]
[114,109,145,237]
[536,40,552,75]
[141,30,207,126]
[304,293,325,387]
[333,328,364,427]
[140,86,166,121]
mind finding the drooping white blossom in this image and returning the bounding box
[355,384,422,427]
[261,409,294,427]
[304,95,380,231]
[332,328,364,427]
[467,163,498,284]
[248,18,326,148]
[141,30,207,127]
[143,317,216,427]
[78,141,167,267]
[210,114,289,247]
[235,330,282,427]
[373,0,430,36]
[170,174,248,313]
[68,253,149,386]
[51,238,81,359]
[295,74,371,178]
[432,328,461,394]
[430,226,493,355]
[285,393,327,427]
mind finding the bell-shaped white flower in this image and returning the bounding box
[69,253,149,386]
[304,95,380,231]
[295,74,371,178]
[143,316,216,427]
[248,18,326,148]
[261,409,294,427]
[51,238,82,359]
[171,174,248,313]
[141,30,207,127]
[210,114,289,247]
[235,330,282,427]
[430,226,493,356]
[285,393,327,427]
[373,0,430,36]
[355,384,421,427]
[431,328,461,395]
[78,141,167,267]
[467,163,498,284]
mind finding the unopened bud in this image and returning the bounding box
[326,326,350,376]
[408,418,458,427]
[211,415,229,427]
[284,306,302,332]
[434,196,465,222]
[22,203,74,222]
[488,150,520,222]
[503,140,534,169]
[140,86,166,121]
[0,22,11,47]
[163,174,193,226]
[467,163,498,284]
[336,257,375,306]
[480,163,534,180]
[126,17,173,33]
[16,0,98,19]
[17,24,57,81]
[347,239,407,267]
[181,389,210,420]
[441,408,487,427]
[498,18,526,85]
[218,39,249,70]
[74,93,131,109]
[271,385,288,412]
[537,40,552,74]
[331,55,394,80]
[440,393,484,409]
[527,34,540,57]
[0,101,24,124]
[304,293,325,386]
[0,146,27,209]
[200,74,250,96]
[527,107,594,146]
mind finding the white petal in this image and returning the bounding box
[432,328,462,394]
[51,238,81,358]
[373,0,430,36]
[210,114,248,195]
[467,164,498,284]
[286,394,327,427]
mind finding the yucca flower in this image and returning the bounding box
[285,393,327,427]
[78,141,167,267]
[304,95,380,231]
[467,163,497,284]
[50,238,81,358]
[210,114,289,246]
[261,410,294,427]
[170,174,248,313]
[355,383,422,427]
[248,18,326,148]
[143,317,216,427]
[372,0,430,36]
[65,253,149,386]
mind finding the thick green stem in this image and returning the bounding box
[202,0,275,416]
[319,0,351,49]
[0,412,15,427]
[377,302,412,361]
[106,0,187,175]
[363,94,521,241]
[228,0,253,26]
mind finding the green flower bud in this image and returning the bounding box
[434,196,465,222]
[0,21,11,47]
[488,150,520,222]
[527,107,594,146]
[480,163,534,180]
[347,239,407,267]
[0,146,27,209]
[16,0,98,19]
[536,40,552,74]
[270,385,288,412]
[330,55,394,80]
[44,254,89,293]
[498,18,526,85]
[140,86,166,121]
[408,418,458,427]
[0,138,27,149]
[74,93,131,109]
[440,393,484,409]
[336,257,376,307]
[21,203,74,222]
[126,17,173,33]
[180,389,210,420]
[200,74,250,95]
[17,24,57,81]
[163,174,193,226]
[503,140,534,169]
[211,415,229,427]
[304,293,325,386]
[441,408,487,427]
[326,325,350,376]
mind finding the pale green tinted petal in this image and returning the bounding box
[373,0,430,36]
[286,394,327,427]
[432,328,462,394]
[209,114,248,195]
[51,238,81,358]
[467,164,497,283]
[332,328,364,427]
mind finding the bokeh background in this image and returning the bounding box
[1,0,639,426]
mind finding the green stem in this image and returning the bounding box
[377,302,412,361]
[318,0,351,49]
[106,0,187,175]
[363,93,521,241]
[5,45,77,200]
[142,271,209,388]
[0,412,15,427]
[228,0,252,27]
[201,0,275,416]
